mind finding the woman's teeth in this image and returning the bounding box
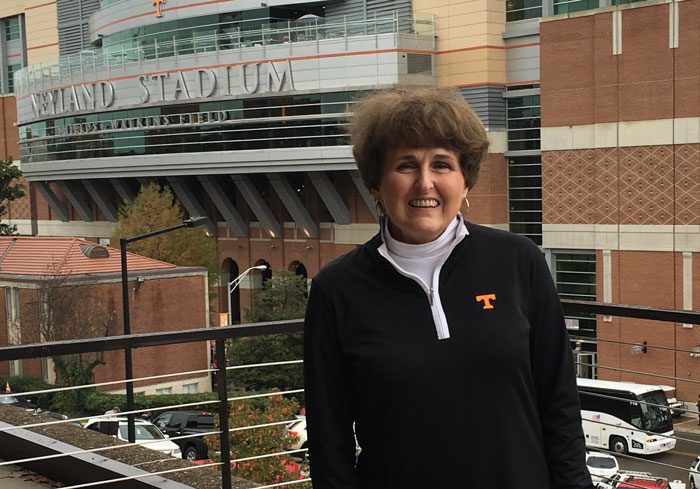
[409,199,439,208]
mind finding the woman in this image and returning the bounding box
[303,88,593,489]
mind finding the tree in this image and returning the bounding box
[111,183,219,294]
[0,157,26,235]
[25,265,120,412]
[227,271,307,392]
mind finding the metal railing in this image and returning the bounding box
[1,301,699,488]
[14,14,435,97]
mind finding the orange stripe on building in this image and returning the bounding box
[436,45,505,55]
[25,0,56,10]
[506,79,540,87]
[435,42,539,56]
[92,0,234,33]
[453,81,507,89]
[27,42,58,51]
[506,42,540,49]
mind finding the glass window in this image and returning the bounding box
[155,387,173,394]
[5,287,22,376]
[183,382,199,394]
[554,252,596,343]
[553,0,599,14]
[506,0,542,22]
[4,17,20,41]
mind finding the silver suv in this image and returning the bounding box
[690,456,699,489]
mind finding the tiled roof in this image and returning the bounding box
[0,236,176,276]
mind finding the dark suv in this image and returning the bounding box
[153,411,215,461]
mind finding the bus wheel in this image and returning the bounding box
[610,436,628,455]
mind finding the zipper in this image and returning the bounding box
[429,287,434,306]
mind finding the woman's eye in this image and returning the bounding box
[396,162,416,171]
[433,161,453,170]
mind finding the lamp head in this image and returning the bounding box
[254,265,268,271]
[183,216,208,228]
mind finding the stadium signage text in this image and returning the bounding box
[29,61,294,119]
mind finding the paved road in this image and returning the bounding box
[611,418,700,485]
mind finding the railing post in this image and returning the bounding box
[216,338,232,489]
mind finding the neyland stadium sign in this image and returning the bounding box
[28,60,294,120]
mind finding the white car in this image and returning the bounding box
[283,417,308,461]
[84,416,181,458]
[690,456,700,489]
[586,451,619,485]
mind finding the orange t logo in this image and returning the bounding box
[476,293,496,310]
[152,0,165,17]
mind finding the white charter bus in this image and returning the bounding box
[577,378,675,455]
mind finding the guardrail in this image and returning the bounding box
[1,301,699,488]
[14,13,435,97]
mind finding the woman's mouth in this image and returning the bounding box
[409,199,439,208]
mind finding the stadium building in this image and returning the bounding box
[0,0,698,398]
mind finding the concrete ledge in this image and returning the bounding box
[0,421,194,489]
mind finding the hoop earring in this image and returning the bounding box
[464,197,470,215]
[375,200,386,218]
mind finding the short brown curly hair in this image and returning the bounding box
[350,88,489,190]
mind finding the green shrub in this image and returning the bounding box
[0,376,56,409]
[206,392,311,488]
[82,391,218,416]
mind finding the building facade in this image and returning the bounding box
[0,0,698,399]
[0,236,211,394]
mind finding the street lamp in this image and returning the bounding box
[227,265,268,325]
[120,216,208,442]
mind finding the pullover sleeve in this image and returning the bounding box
[303,278,361,489]
[528,250,594,489]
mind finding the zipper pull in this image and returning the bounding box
[429,288,434,306]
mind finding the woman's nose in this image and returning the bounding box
[415,167,434,190]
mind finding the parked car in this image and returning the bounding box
[152,411,214,461]
[83,416,181,458]
[596,470,684,489]
[0,394,37,410]
[658,385,684,418]
[690,456,700,489]
[586,451,619,485]
[283,417,308,461]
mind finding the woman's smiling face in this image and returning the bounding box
[372,146,468,244]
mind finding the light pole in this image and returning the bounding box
[227,265,267,325]
[120,216,208,443]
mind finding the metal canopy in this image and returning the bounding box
[57,181,93,222]
[267,173,318,239]
[309,172,350,224]
[110,178,135,204]
[231,175,282,239]
[33,182,69,222]
[198,176,248,237]
[165,177,215,235]
[349,170,378,222]
[83,179,118,222]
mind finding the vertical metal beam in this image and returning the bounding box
[197,176,248,237]
[267,173,318,239]
[308,172,350,224]
[349,170,378,221]
[110,178,135,205]
[165,177,215,235]
[216,339,232,489]
[33,182,69,222]
[83,179,118,222]
[57,180,93,222]
[119,239,136,444]
[231,175,282,238]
